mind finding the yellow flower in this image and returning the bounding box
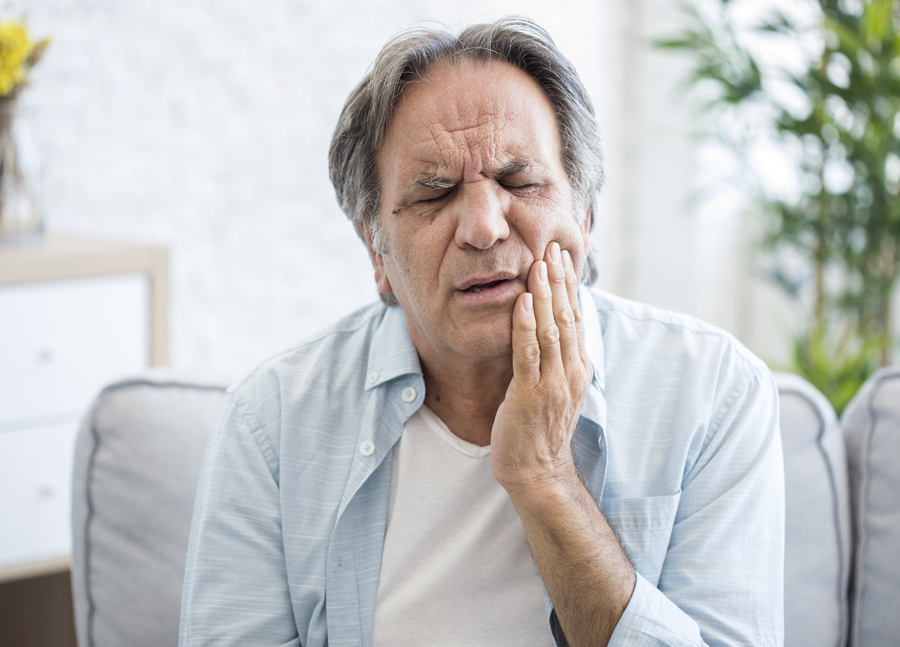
[0,20,44,98]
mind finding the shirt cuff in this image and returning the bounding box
[607,573,704,647]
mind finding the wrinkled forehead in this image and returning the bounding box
[382,59,564,176]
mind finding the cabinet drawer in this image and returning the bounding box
[0,422,78,569]
[0,274,149,425]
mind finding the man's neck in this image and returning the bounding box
[418,354,512,447]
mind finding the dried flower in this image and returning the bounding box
[0,20,49,99]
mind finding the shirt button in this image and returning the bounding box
[359,440,375,456]
[401,387,417,402]
[367,371,378,384]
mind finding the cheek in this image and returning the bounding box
[571,247,589,281]
[509,202,584,260]
[509,206,552,254]
[383,234,439,296]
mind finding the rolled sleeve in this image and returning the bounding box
[608,573,704,646]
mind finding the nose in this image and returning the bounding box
[453,182,510,250]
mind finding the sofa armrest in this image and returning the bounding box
[842,366,900,647]
[776,372,851,647]
[71,369,229,647]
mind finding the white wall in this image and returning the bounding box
[12,0,789,376]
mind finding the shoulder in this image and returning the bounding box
[586,288,776,447]
[587,287,770,385]
[586,290,779,500]
[219,301,390,460]
[230,301,387,400]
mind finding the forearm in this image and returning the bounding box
[494,245,635,645]
[508,469,636,647]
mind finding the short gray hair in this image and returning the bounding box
[328,16,603,305]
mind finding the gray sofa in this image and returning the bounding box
[70,367,900,646]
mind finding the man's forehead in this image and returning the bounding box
[381,60,564,183]
[399,59,537,114]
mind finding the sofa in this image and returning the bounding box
[69,367,900,646]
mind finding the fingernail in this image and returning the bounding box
[549,242,561,264]
[562,249,572,271]
[523,292,533,312]
[538,261,547,283]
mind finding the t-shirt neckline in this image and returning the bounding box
[416,405,491,459]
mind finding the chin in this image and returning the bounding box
[454,328,514,359]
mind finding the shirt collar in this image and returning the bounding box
[580,284,605,393]
[578,284,607,432]
[365,304,422,390]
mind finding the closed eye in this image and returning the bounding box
[501,182,538,192]
[418,188,455,204]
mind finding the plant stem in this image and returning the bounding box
[813,230,826,340]
[880,239,896,365]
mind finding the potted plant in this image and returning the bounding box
[659,0,900,413]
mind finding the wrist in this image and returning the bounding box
[499,459,583,509]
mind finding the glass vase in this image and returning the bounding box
[0,99,44,244]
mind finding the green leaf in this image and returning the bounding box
[655,0,900,376]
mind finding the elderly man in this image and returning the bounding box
[180,17,783,647]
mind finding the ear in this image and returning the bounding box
[361,223,394,295]
[580,203,592,257]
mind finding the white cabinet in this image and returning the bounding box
[0,274,149,425]
[0,423,81,569]
[0,237,168,582]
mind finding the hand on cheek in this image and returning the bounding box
[491,242,592,493]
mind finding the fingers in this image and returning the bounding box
[528,256,561,375]
[562,249,588,367]
[521,242,589,382]
[511,291,540,385]
[544,243,581,372]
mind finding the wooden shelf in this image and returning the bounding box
[0,556,70,585]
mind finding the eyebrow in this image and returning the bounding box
[412,157,533,190]
[496,157,532,177]
[414,175,456,191]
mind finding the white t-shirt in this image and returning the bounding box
[371,406,555,646]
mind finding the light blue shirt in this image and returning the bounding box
[180,287,784,647]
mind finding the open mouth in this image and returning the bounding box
[464,279,505,293]
[456,272,518,298]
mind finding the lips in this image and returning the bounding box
[456,271,519,292]
[465,280,503,293]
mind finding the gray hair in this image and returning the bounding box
[328,16,603,305]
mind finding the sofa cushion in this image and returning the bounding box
[841,366,900,647]
[776,372,851,647]
[70,371,229,647]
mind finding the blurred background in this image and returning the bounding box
[2,0,899,644]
